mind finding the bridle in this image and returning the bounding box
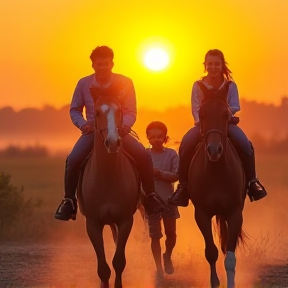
[199,99,229,144]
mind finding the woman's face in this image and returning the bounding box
[147,128,166,149]
[205,55,223,79]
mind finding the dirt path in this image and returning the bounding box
[1,241,288,288]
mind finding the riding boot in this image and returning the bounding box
[237,144,267,202]
[168,156,190,207]
[140,153,167,216]
[54,158,78,221]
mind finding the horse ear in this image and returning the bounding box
[218,81,231,103]
[197,81,211,101]
[90,87,102,103]
[104,81,124,97]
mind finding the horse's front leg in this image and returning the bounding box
[225,209,243,288]
[195,208,220,288]
[112,217,134,288]
[86,218,111,288]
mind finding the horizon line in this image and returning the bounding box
[1,96,288,112]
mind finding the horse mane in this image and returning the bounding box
[198,81,231,104]
[89,81,125,103]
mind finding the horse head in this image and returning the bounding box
[93,95,123,153]
[199,82,230,161]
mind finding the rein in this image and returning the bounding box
[96,127,140,141]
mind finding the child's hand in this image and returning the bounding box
[153,168,161,178]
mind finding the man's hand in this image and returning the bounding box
[81,124,95,135]
[118,125,131,137]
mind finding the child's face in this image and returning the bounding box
[147,128,166,149]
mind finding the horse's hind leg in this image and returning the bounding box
[112,217,134,288]
[195,208,220,288]
[225,209,243,288]
[86,218,111,288]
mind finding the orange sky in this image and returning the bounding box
[0,0,287,111]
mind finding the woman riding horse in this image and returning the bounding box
[169,49,267,207]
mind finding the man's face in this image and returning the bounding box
[205,55,223,78]
[92,57,114,79]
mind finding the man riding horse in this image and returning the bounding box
[54,45,166,221]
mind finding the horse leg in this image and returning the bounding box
[195,208,220,288]
[86,218,111,288]
[225,209,243,288]
[112,217,134,288]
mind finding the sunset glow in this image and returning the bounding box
[144,48,169,71]
[0,1,287,111]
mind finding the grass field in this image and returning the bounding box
[1,153,288,287]
[1,153,288,238]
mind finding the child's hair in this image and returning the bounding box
[146,121,169,143]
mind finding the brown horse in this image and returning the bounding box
[78,95,139,288]
[189,83,247,288]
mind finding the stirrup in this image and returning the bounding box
[54,198,77,221]
[247,179,267,202]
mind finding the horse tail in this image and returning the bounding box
[110,224,118,246]
[215,215,228,254]
[215,215,248,255]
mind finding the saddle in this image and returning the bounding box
[77,148,139,197]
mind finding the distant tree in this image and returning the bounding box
[0,145,49,158]
[281,96,288,107]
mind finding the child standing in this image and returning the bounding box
[145,121,180,280]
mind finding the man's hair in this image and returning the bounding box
[203,49,233,81]
[90,46,114,62]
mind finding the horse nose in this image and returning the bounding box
[207,143,223,160]
[105,137,121,153]
[217,144,223,155]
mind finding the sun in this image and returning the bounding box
[144,48,169,71]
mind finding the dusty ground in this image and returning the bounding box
[1,240,288,288]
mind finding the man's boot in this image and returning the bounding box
[54,158,78,221]
[145,192,167,216]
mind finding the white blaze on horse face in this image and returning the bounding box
[100,103,119,151]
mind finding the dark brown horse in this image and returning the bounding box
[78,95,139,288]
[189,83,246,288]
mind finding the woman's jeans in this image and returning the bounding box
[178,125,255,183]
[64,133,154,198]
